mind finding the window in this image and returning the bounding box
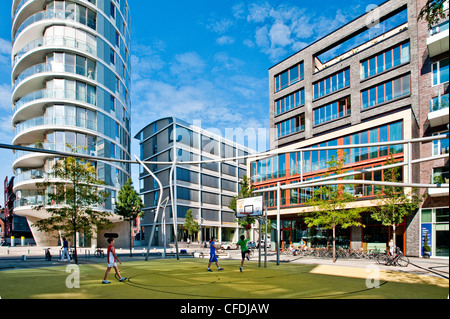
[110,47,115,65]
[275,89,305,115]
[361,74,410,109]
[432,58,449,86]
[361,42,410,79]
[313,68,350,99]
[313,96,351,126]
[433,132,449,156]
[276,114,305,138]
[274,62,304,92]
[110,1,115,19]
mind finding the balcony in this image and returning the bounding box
[428,94,449,127]
[428,168,449,197]
[427,20,449,57]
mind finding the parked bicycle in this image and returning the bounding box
[94,248,104,258]
[376,247,409,267]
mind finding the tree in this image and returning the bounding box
[228,175,256,237]
[183,209,199,242]
[115,178,144,257]
[303,155,365,263]
[370,154,424,251]
[34,152,111,263]
[418,0,449,29]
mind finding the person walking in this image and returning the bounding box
[236,235,250,272]
[60,237,71,262]
[102,238,127,284]
[207,236,224,272]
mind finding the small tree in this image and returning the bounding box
[228,175,255,237]
[34,152,111,263]
[115,178,144,257]
[370,154,424,250]
[418,0,449,29]
[183,209,199,242]
[303,155,365,263]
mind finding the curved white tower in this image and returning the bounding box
[11,0,132,247]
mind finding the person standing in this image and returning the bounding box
[60,237,71,262]
[207,236,224,272]
[102,238,127,284]
[236,235,250,272]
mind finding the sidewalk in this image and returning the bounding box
[1,246,448,280]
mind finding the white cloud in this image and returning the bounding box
[206,18,235,34]
[0,83,12,111]
[216,35,235,46]
[169,52,206,77]
[269,22,292,47]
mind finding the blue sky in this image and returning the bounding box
[0,0,386,199]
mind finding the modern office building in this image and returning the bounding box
[416,0,449,258]
[135,117,255,246]
[249,0,448,257]
[10,0,132,247]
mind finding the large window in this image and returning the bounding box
[433,132,449,156]
[276,114,305,138]
[313,96,351,126]
[432,58,449,86]
[252,121,404,183]
[274,62,304,92]
[275,89,305,115]
[361,42,410,79]
[313,68,350,100]
[361,74,410,109]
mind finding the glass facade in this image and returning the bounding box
[274,62,304,92]
[421,208,449,257]
[313,68,350,100]
[361,42,410,79]
[275,89,305,116]
[252,120,404,207]
[12,0,132,215]
[361,74,411,109]
[136,118,254,244]
[313,96,351,126]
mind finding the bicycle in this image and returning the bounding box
[94,248,105,258]
[376,247,409,267]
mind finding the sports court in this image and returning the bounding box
[0,258,447,299]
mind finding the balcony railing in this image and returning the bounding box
[14,88,97,113]
[429,20,449,37]
[14,115,96,135]
[13,61,96,91]
[14,36,97,66]
[14,8,96,41]
[430,93,449,112]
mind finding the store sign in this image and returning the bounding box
[421,223,432,257]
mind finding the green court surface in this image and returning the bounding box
[0,259,447,299]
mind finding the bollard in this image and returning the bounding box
[22,255,26,261]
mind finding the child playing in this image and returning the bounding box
[102,238,127,284]
[236,235,250,272]
[207,236,224,272]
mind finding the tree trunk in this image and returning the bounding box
[332,226,336,263]
[130,219,133,257]
[73,228,78,264]
[392,224,397,252]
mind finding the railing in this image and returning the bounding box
[13,61,96,91]
[14,36,97,66]
[430,93,449,112]
[14,115,96,135]
[14,8,96,41]
[429,20,449,37]
[14,88,97,114]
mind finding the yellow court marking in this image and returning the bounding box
[310,265,449,288]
